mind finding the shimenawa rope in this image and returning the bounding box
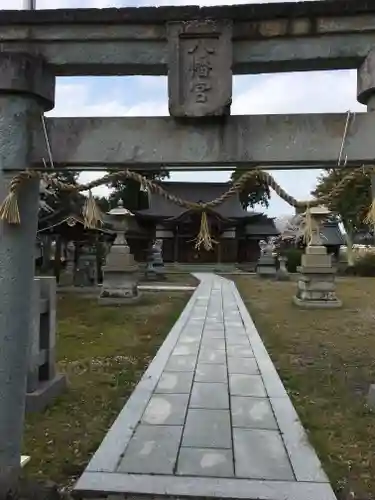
[1,109,374,251]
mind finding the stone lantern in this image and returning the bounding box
[99,200,140,304]
[293,206,342,308]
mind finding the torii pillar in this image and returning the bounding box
[357,48,375,242]
[0,53,55,495]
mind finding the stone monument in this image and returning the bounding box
[167,19,232,117]
[276,254,290,281]
[256,239,277,278]
[99,201,140,304]
[74,245,97,287]
[145,239,166,281]
[64,241,75,285]
[293,206,342,309]
[27,276,67,412]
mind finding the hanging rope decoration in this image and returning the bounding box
[1,109,374,251]
[0,164,373,251]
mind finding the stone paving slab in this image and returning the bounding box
[74,273,337,500]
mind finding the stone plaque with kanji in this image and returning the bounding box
[167,20,232,118]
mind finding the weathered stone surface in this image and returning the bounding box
[0,53,55,488]
[155,371,194,394]
[229,374,267,397]
[0,52,55,110]
[227,344,254,358]
[199,347,226,364]
[1,2,375,80]
[168,19,232,117]
[358,47,375,105]
[294,245,342,309]
[195,363,227,383]
[182,409,231,448]
[26,276,66,413]
[117,425,183,474]
[172,341,200,356]
[227,357,259,375]
[32,112,375,170]
[231,397,278,430]
[142,394,189,425]
[226,335,250,346]
[165,355,197,371]
[190,382,229,409]
[201,337,226,350]
[100,236,140,304]
[75,274,336,499]
[233,428,294,480]
[177,448,234,477]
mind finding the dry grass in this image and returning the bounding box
[234,276,375,500]
[22,292,191,489]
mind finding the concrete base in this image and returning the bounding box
[257,267,277,278]
[256,255,277,279]
[293,295,342,309]
[25,373,67,413]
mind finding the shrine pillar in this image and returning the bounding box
[0,52,55,494]
[357,48,375,243]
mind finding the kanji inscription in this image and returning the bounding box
[168,20,232,117]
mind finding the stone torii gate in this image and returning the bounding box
[1,0,375,493]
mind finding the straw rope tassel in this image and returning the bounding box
[364,197,375,226]
[194,210,217,251]
[82,190,103,229]
[0,188,20,224]
[0,174,28,224]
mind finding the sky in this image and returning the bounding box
[0,0,367,216]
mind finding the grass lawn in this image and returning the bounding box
[22,291,191,489]
[234,276,375,500]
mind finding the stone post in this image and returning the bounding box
[65,241,76,285]
[0,52,55,494]
[358,48,375,244]
[276,255,290,281]
[256,239,277,278]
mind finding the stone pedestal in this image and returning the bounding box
[74,247,97,287]
[256,254,277,278]
[145,240,166,281]
[99,241,140,304]
[26,277,67,413]
[276,255,290,281]
[293,246,342,309]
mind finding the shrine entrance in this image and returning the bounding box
[1,1,375,499]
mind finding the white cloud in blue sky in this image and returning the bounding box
[1,0,366,216]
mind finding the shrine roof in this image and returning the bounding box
[1,1,373,25]
[38,212,112,235]
[245,217,280,237]
[320,221,345,246]
[136,181,260,221]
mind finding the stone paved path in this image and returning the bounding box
[74,274,337,500]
